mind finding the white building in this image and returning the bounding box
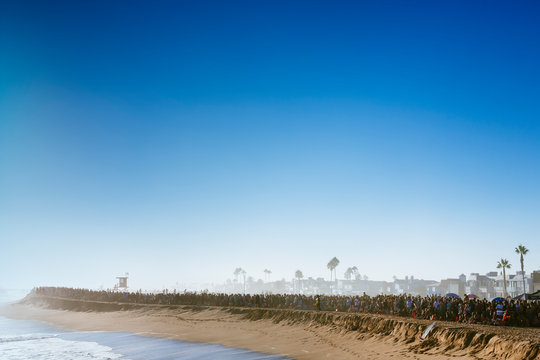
[489,271,533,298]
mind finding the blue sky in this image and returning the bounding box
[1,1,539,290]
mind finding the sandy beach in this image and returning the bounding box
[1,296,539,360]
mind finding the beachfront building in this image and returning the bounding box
[507,272,533,297]
[393,276,438,296]
[295,277,331,294]
[335,279,388,296]
[465,273,496,299]
[393,276,413,295]
[427,277,466,296]
[533,271,540,293]
[490,271,534,298]
[426,282,439,295]
[441,278,465,295]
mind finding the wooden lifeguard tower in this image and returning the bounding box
[115,272,129,290]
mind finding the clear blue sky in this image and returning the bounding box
[1,0,539,290]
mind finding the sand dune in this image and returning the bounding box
[1,295,538,360]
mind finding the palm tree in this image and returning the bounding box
[496,259,511,297]
[234,268,245,292]
[241,269,247,294]
[351,266,360,280]
[264,269,272,282]
[344,267,353,280]
[333,257,340,281]
[327,257,340,282]
[515,244,529,296]
[234,268,243,282]
[295,270,304,291]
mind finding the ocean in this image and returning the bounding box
[0,291,288,360]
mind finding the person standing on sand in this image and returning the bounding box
[315,295,321,311]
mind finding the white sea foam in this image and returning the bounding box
[0,336,126,360]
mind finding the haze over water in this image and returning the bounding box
[1,1,539,291]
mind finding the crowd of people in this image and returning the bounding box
[33,287,540,328]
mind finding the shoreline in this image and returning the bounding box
[1,296,539,360]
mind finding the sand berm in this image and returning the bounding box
[1,294,539,360]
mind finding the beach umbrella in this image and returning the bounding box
[467,294,478,299]
[445,293,459,298]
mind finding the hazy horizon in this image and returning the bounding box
[1,1,539,291]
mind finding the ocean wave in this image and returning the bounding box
[0,336,126,360]
[0,333,58,343]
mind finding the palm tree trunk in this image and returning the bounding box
[521,255,526,296]
[503,267,507,297]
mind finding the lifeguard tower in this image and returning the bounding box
[115,272,129,290]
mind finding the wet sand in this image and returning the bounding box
[1,297,539,360]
